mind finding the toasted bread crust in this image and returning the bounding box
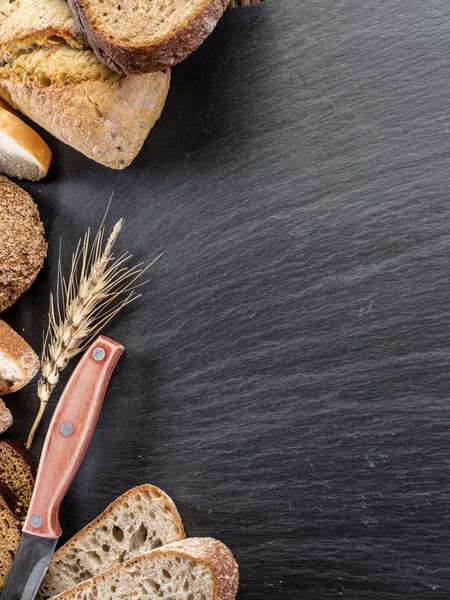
[67,0,229,73]
[0,321,40,394]
[49,538,239,600]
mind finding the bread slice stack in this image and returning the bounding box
[38,485,238,600]
[46,538,238,600]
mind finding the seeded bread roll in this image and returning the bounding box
[0,177,47,311]
[46,538,238,600]
[0,321,40,395]
[0,439,36,511]
[67,0,229,73]
[39,484,186,599]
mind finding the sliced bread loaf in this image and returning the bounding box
[39,484,186,599]
[45,538,238,600]
[0,321,40,394]
[0,0,170,169]
[67,0,229,73]
[0,99,51,181]
[0,439,36,511]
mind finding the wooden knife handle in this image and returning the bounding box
[23,336,124,538]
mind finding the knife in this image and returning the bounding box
[1,335,124,600]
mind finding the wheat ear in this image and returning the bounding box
[27,219,157,449]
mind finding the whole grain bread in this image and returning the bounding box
[39,484,186,599]
[0,486,21,590]
[67,0,229,73]
[0,178,47,312]
[0,0,170,169]
[46,538,238,600]
[0,439,36,511]
[0,321,40,394]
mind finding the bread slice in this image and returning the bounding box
[0,439,36,511]
[0,0,170,169]
[0,485,21,590]
[39,484,186,599]
[0,399,13,434]
[67,0,229,73]
[46,538,239,600]
[0,321,40,394]
[0,99,51,180]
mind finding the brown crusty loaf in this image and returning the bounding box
[46,538,239,600]
[39,484,186,599]
[0,178,47,312]
[0,439,36,511]
[0,321,40,394]
[67,0,229,73]
[0,399,12,434]
[0,0,170,169]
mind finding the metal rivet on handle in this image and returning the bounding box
[60,422,74,437]
[92,347,105,361]
[30,514,42,529]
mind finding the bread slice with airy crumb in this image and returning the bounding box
[67,0,229,73]
[45,538,238,600]
[0,100,51,181]
[39,485,186,600]
[0,321,40,395]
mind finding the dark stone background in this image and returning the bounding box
[4,1,450,598]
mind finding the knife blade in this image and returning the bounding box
[1,336,124,600]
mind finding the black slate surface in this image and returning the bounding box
[3,1,450,598]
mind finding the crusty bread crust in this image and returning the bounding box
[52,484,185,560]
[67,0,229,73]
[156,538,239,600]
[49,538,239,600]
[0,320,40,394]
[0,70,170,169]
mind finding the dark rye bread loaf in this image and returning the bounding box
[0,439,36,511]
[67,0,230,73]
[0,480,25,590]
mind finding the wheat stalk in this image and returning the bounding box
[26,219,157,448]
